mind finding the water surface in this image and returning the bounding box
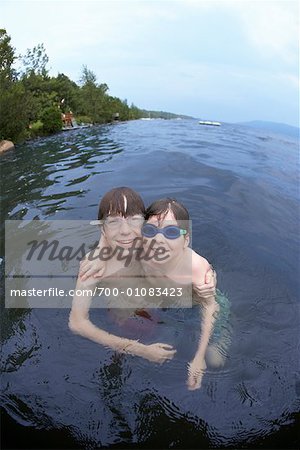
[1,119,299,449]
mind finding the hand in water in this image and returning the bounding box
[140,343,177,363]
[187,357,207,390]
[195,268,217,298]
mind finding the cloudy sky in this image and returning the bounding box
[2,0,299,126]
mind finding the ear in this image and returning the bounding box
[101,225,108,240]
[184,233,190,248]
[100,227,111,249]
[101,227,107,238]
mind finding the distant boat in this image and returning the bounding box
[199,120,221,126]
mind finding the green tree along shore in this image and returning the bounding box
[0,29,191,143]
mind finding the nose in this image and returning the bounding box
[154,231,167,245]
[119,219,131,234]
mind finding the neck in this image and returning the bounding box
[142,251,182,276]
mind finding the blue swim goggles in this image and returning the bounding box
[141,223,187,240]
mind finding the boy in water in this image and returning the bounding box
[140,198,228,389]
[70,188,219,389]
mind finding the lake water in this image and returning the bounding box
[0,119,299,449]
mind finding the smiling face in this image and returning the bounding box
[102,214,144,252]
[98,187,145,254]
[143,210,189,265]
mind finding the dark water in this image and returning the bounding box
[1,119,299,449]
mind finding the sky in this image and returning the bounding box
[1,0,299,126]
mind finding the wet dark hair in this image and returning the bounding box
[145,198,190,233]
[98,187,145,220]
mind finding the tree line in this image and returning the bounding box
[1,29,180,143]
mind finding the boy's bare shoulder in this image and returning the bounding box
[191,250,210,268]
[191,250,211,282]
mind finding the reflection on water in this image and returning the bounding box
[1,120,299,448]
[1,125,122,224]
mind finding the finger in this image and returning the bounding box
[188,380,201,390]
[204,280,214,289]
[187,385,196,391]
[187,375,197,390]
[80,271,89,280]
[81,268,96,280]
[164,353,176,362]
[205,270,212,284]
[165,349,177,356]
[195,282,214,293]
[200,290,216,298]
[187,368,200,378]
[194,374,203,390]
[162,352,176,362]
[79,260,92,271]
[161,348,176,357]
[88,267,99,276]
[79,267,90,277]
[79,263,87,273]
[198,286,214,293]
[158,344,174,350]
[80,265,92,276]
[93,269,105,278]
[201,285,216,293]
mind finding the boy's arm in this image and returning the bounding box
[192,295,219,359]
[69,276,176,363]
[187,254,219,390]
[69,276,141,352]
[187,296,219,390]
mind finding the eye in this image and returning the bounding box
[107,218,119,225]
[130,216,144,223]
[165,226,179,237]
[142,224,156,236]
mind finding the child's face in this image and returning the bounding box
[102,214,144,252]
[143,210,189,265]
